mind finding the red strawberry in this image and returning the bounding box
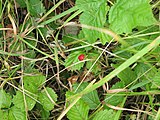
[78,54,85,61]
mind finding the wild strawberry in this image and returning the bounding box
[78,54,85,61]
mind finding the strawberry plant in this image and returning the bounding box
[0,0,160,120]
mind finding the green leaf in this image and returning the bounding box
[64,51,86,71]
[73,82,101,109]
[27,0,46,16]
[109,0,156,34]
[23,74,46,91]
[0,106,26,120]
[112,64,137,85]
[12,91,37,111]
[134,63,157,81]
[16,0,26,8]
[38,27,49,39]
[105,81,125,106]
[66,91,89,120]
[0,89,12,108]
[86,51,101,74]
[9,106,27,120]
[62,34,77,45]
[38,87,57,111]
[93,109,116,120]
[76,0,108,44]
[151,70,160,89]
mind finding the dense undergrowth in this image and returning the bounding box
[0,0,160,120]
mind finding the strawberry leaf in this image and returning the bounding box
[0,90,12,109]
[76,0,108,44]
[93,109,116,120]
[66,91,89,120]
[38,87,57,111]
[64,51,86,71]
[73,82,101,109]
[105,81,125,106]
[109,0,156,34]
[27,0,46,16]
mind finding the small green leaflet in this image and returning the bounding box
[12,91,37,111]
[16,0,26,8]
[64,51,86,71]
[93,109,116,120]
[23,74,46,90]
[76,0,108,44]
[27,0,46,16]
[86,52,101,74]
[0,89,12,109]
[73,82,101,109]
[105,81,125,106]
[66,91,89,120]
[109,0,156,34]
[111,64,137,85]
[38,87,57,111]
[8,106,27,120]
[0,105,26,120]
[13,74,46,111]
[134,63,157,81]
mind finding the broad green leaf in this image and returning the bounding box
[109,0,156,34]
[73,82,100,109]
[9,106,27,120]
[93,109,116,120]
[12,91,37,111]
[151,70,160,89]
[112,64,137,85]
[64,51,86,71]
[27,0,46,16]
[105,81,125,106]
[38,87,57,111]
[76,0,108,44]
[0,89,11,108]
[66,91,89,120]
